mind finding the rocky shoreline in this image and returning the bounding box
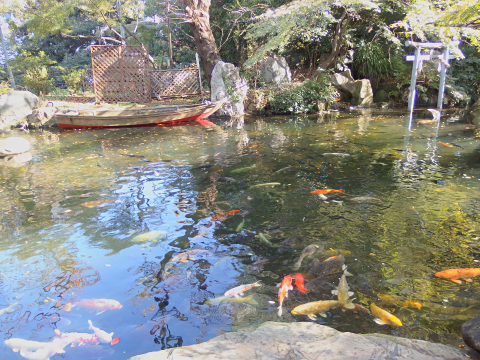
[128,322,467,360]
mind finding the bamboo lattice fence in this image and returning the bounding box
[88,45,202,102]
[90,45,151,103]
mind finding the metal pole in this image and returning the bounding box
[407,47,420,112]
[195,52,204,100]
[116,0,125,43]
[0,24,15,89]
[437,47,450,110]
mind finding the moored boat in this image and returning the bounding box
[55,99,225,129]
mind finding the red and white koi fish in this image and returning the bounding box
[88,320,114,344]
[294,274,310,294]
[54,329,99,346]
[75,298,122,314]
[278,275,293,316]
[224,281,262,298]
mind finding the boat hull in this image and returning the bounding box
[55,100,224,129]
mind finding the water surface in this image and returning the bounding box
[0,109,479,358]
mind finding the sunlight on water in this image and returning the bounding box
[0,109,479,358]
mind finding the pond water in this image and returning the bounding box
[1,108,479,359]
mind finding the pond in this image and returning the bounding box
[0,108,479,359]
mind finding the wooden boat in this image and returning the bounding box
[55,99,225,129]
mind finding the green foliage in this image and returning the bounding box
[12,51,56,95]
[0,82,12,95]
[448,44,480,102]
[269,72,338,114]
[352,42,393,89]
[56,66,86,94]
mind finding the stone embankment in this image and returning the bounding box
[129,322,465,360]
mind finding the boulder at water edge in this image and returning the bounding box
[27,106,57,127]
[128,321,464,360]
[462,313,480,352]
[0,137,31,155]
[258,54,292,87]
[0,91,39,129]
[331,69,374,106]
[210,61,248,117]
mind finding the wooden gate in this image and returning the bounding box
[90,45,151,103]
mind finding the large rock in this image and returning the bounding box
[0,91,39,129]
[462,314,480,352]
[0,137,31,155]
[331,69,374,106]
[129,321,464,360]
[259,54,292,87]
[210,61,248,117]
[27,106,57,127]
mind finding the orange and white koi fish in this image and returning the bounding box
[435,268,480,284]
[224,281,262,298]
[75,298,122,314]
[310,189,344,196]
[370,303,402,326]
[278,275,293,316]
[291,300,340,320]
[210,209,240,221]
[80,200,115,208]
[294,274,310,294]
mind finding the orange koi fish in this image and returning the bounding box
[435,268,480,284]
[294,273,310,294]
[110,337,120,345]
[439,141,454,147]
[370,303,402,326]
[310,189,344,195]
[278,275,293,316]
[210,209,240,221]
[324,255,339,262]
[401,301,422,309]
[224,281,262,298]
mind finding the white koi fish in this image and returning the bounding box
[54,329,98,346]
[5,338,48,352]
[224,281,262,298]
[0,302,18,316]
[19,338,70,360]
[88,320,114,343]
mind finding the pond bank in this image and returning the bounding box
[128,322,466,360]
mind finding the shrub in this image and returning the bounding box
[12,51,56,95]
[269,71,338,114]
[56,66,86,94]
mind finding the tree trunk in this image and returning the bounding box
[184,0,221,86]
[317,9,350,70]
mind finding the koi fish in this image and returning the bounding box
[341,303,370,314]
[110,337,120,345]
[210,209,240,221]
[54,330,99,346]
[206,294,258,306]
[310,189,344,195]
[18,338,70,360]
[224,281,262,298]
[278,275,293,316]
[324,255,339,262]
[348,196,381,202]
[79,200,115,208]
[294,273,310,294]
[377,294,422,309]
[292,244,323,270]
[5,338,48,352]
[370,303,402,326]
[309,253,345,278]
[75,298,122,314]
[0,302,18,316]
[250,182,281,188]
[88,320,113,344]
[439,141,455,147]
[435,268,480,284]
[332,265,355,309]
[291,300,340,320]
[131,230,168,243]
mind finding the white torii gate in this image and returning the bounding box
[405,40,460,112]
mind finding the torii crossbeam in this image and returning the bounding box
[405,40,460,112]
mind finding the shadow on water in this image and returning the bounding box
[0,109,479,358]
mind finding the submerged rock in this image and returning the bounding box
[0,137,31,155]
[128,321,464,360]
[462,314,480,352]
